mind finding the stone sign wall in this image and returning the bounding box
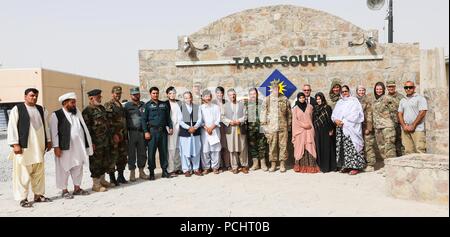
[139,5,421,103]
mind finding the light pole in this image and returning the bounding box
[368,0,394,43]
[387,0,394,43]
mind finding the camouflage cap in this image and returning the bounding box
[270,79,281,87]
[112,86,122,94]
[330,78,342,88]
[386,80,396,86]
[130,87,140,95]
[87,89,102,97]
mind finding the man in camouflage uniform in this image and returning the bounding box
[356,86,377,172]
[246,88,268,171]
[104,86,128,185]
[82,89,112,192]
[260,80,292,173]
[386,80,405,157]
[373,83,398,161]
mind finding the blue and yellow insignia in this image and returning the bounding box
[259,69,297,98]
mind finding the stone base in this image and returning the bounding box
[385,154,449,206]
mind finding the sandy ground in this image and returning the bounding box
[0,138,448,217]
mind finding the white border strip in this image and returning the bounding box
[175,55,383,67]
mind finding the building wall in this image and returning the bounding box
[0,68,44,105]
[139,5,421,103]
[41,69,136,113]
[0,68,136,115]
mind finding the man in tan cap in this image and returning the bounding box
[104,86,128,185]
[260,80,292,173]
[50,92,93,199]
[386,80,405,156]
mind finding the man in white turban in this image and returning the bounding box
[50,92,93,199]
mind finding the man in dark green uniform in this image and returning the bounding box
[142,87,173,180]
[104,86,128,185]
[82,89,112,192]
[124,87,149,182]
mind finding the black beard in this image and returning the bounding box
[68,107,77,115]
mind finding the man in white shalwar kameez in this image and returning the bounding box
[200,90,222,174]
[7,88,52,208]
[177,91,203,177]
[166,87,182,177]
[50,92,93,199]
[222,89,249,174]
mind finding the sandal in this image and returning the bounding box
[73,189,89,196]
[62,192,74,199]
[349,170,360,175]
[34,195,52,203]
[20,199,33,208]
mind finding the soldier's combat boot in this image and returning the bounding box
[139,168,149,180]
[260,159,269,172]
[280,161,287,173]
[117,171,128,184]
[269,162,277,172]
[100,175,113,188]
[129,169,137,182]
[92,178,107,192]
[250,158,260,171]
[364,166,375,172]
[109,172,120,186]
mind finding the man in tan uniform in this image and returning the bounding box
[386,80,405,156]
[260,80,292,173]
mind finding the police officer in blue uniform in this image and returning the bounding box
[142,87,173,180]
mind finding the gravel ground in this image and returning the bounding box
[1,137,14,182]
[0,135,448,217]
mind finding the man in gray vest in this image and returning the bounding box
[222,88,248,174]
[124,87,149,181]
[50,92,93,199]
[7,88,52,208]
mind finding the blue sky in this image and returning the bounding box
[0,0,448,85]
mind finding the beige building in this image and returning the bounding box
[0,68,136,130]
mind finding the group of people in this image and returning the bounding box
[6,78,428,208]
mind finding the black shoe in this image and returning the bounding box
[162,170,171,178]
[117,171,128,184]
[148,170,155,181]
[109,172,120,186]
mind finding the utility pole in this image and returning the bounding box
[388,0,394,43]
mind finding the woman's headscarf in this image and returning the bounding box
[331,85,365,152]
[295,92,307,112]
[329,79,342,104]
[356,85,366,102]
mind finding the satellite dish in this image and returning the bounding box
[367,0,385,10]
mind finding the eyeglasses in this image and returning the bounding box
[404,86,415,90]
[303,89,311,92]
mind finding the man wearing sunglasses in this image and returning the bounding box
[398,81,428,154]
